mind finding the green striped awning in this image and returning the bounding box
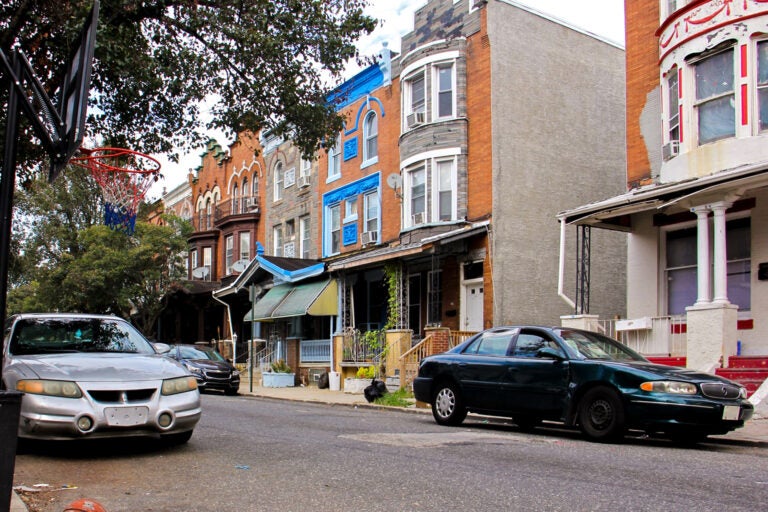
[243,279,337,322]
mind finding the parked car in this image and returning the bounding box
[2,313,201,444]
[413,326,754,442]
[164,344,240,395]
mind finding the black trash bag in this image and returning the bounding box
[317,371,329,389]
[364,378,388,403]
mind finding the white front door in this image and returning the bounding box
[463,281,484,331]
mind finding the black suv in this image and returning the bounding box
[166,344,240,395]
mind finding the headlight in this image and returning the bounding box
[640,381,697,395]
[184,363,203,375]
[17,379,82,398]
[162,376,198,395]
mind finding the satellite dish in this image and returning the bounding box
[231,259,249,273]
[192,266,210,279]
[386,173,402,190]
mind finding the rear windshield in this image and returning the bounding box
[9,317,155,355]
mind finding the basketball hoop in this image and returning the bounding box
[71,147,162,235]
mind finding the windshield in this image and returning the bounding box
[178,345,225,362]
[9,317,155,355]
[555,329,646,362]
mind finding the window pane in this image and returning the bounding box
[727,260,751,311]
[666,228,697,267]
[438,65,453,117]
[240,232,250,261]
[364,112,378,160]
[668,267,697,315]
[695,51,733,100]
[411,73,425,112]
[411,167,426,215]
[667,71,679,140]
[698,95,735,143]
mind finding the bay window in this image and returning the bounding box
[694,48,735,144]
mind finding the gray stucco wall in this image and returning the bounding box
[488,1,627,325]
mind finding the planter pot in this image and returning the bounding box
[343,378,371,394]
[263,373,295,388]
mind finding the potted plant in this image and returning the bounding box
[262,359,295,388]
[344,365,376,394]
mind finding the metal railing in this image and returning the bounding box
[300,339,331,363]
[596,316,687,356]
[340,328,385,363]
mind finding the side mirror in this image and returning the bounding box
[537,347,565,360]
[153,342,171,354]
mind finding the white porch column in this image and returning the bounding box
[710,201,732,304]
[691,205,711,305]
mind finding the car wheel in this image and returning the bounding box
[514,415,542,432]
[432,382,467,426]
[578,387,625,442]
[161,430,193,446]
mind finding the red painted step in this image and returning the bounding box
[725,355,768,369]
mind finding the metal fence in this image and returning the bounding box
[300,339,331,363]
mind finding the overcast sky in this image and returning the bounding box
[151,0,625,198]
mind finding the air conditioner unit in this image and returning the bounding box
[406,111,425,128]
[245,197,259,211]
[412,212,425,225]
[361,231,378,245]
[662,140,679,160]
[298,175,310,188]
[283,242,295,257]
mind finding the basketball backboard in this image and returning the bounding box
[50,0,100,182]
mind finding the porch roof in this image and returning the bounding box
[243,279,338,322]
[557,164,768,230]
[327,220,489,271]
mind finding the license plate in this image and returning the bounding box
[722,405,740,421]
[105,406,149,426]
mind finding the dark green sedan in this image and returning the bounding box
[412,326,754,442]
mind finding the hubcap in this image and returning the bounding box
[435,388,455,419]
[588,399,613,430]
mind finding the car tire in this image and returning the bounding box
[578,387,625,442]
[161,430,193,446]
[432,382,467,426]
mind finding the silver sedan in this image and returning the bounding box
[2,313,201,443]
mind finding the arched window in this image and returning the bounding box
[232,183,238,213]
[363,111,378,164]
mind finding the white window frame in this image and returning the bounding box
[202,247,212,273]
[300,158,312,178]
[403,70,426,130]
[300,216,311,259]
[433,62,455,120]
[692,46,736,145]
[362,110,378,167]
[225,235,234,274]
[364,191,379,235]
[665,68,680,144]
[325,204,341,256]
[405,164,427,227]
[756,39,768,132]
[344,196,358,222]
[273,226,283,257]
[273,161,283,202]
[239,231,250,262]
[434,158,457,222]
[190,249,198,275]
[328,134,342,182]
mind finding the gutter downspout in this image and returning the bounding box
[212,292,236,365]
[558,218,576,310]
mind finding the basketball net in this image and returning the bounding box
[71,147,162,235]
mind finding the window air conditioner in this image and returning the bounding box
[361,231,378,245]
[283,242,295,257]
[412,212,425,225]
[662,140,679,160]
[298,175,310,188]
[245,197,259,211]
[406,111,425,128]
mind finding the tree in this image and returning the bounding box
[1,0,376,179]
[8,166,191,336]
